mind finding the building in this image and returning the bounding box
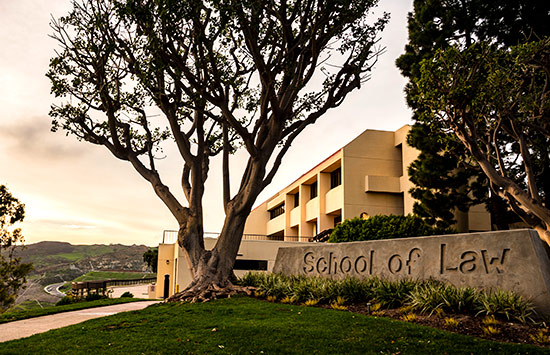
[243,125,491,241]
[155,125,491,298]
[155,236,308,298]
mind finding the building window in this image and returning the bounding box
[269,203,285,219]
[330,168,341,189]
[334,215,342,226]
[234,259,268,271]
[310,182,318,199]
[294,193,299,208]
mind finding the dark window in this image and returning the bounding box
[310,182,318,199]
[334,216,342,226]
[269,203,285,219]
[330,168,341,189]
[234,259,268,271]
[294,193,299,208]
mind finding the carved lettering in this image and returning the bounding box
[302,252,373,275]
[388,254,403,274]
[406,248,422,274]
[340,256,352,273]
[440,244,510,275]
[316,257,327,273]
[354,256,368,273]
[481,249,509,274]
[459,251,478,273]
[303,252,314,273]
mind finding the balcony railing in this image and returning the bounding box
[162,230,314,244]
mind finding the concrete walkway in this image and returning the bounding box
[0,300,160,343]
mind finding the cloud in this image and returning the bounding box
[0,115,87,161]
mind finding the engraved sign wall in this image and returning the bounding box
[272,229,550,314]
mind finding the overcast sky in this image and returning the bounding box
[0,0,413,247]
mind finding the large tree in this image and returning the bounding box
[413,38,550,244]
[396,0,550,229]
[0,185,33,312]
[48,0,387,301]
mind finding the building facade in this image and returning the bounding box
[155,238,308,298]
[244,125,491,241]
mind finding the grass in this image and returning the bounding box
[0,298,146,324]
[71,271,156,282]
[0,296,548,354]
[6,300,57,313]
[59,271,157,292]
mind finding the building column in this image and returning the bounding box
[284,193,296,241]
[318,171,332,234]
[298,184,309,241]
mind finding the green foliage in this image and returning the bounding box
[47,0,389,289]
[477,290,535,324]
[396,0,550,229]
[0,297,545,354]
[370,278,417,309]
[85,293,108,302]
[0,298,144,324]
[328,215,453,243]
[120,291,134,298]
[56,296,76,306]
[408,281,480,315]
[0,185,33,313]
[239,272,536,324]
[72,271,156,282]
[142,247,158,273]
[414,38,550,234]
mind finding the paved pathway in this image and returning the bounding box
[44,282,66,298]
[0,300,160,343]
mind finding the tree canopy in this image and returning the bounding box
[414,38,550,244]
[48,0,388,301]
[396,0,550,229]
[0,185,33,313]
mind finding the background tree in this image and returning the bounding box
[48,0,387,301]
[0,185,33,313]
[396,0,550,229]
[414,38,550,244]
[143,247,158,273]
[328,214,454,243]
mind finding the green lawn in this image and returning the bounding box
[58,271,157,293]
[0,298,146,324]
[0,296,547,354]
[71,271,156,282]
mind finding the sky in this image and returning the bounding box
[0,0,414,247]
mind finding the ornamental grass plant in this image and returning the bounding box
[239,272,536,324]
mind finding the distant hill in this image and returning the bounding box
[14,241,152,285]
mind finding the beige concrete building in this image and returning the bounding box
[244,125,491,241]
[155,125,491,298]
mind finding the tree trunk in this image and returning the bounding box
[167,209,254,302]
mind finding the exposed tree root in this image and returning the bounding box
[166,282,256,303]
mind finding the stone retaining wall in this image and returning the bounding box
[272,229,550,314]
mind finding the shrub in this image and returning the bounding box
[444,317,460,328]
[85,293,107,302]
[120,291,134,298]
[238,272,536,323]
[56,295,75,306]
[328,215,454,243]
[408,281,480,315]
[530,329,550,344]
[477,290,535,323]
[371,278,416,308]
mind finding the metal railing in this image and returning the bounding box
[71,277,157,296]
[162,230,315,243]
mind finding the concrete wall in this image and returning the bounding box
[273,229,550,314]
